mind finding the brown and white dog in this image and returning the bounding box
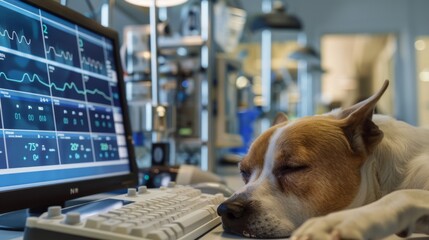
[217,80,429,239]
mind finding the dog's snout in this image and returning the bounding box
[217,200,246,219]
[217,196,256,237]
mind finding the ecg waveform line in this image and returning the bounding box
[0,72,47,86]
[46,46,73,61]
[0,72,112,101]
[51,81,111,101]
[81,56,104,71]
[85,88,111,102]
[0,29,31,45]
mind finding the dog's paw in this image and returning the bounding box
[290,210,388,240]
[291,190,429,240]
[290,214,359,240]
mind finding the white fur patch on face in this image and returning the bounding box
[258,125,286,184]
[244,179,312,237]
[235,125,285,195]
[232,126,286,195]
[239,125,314,237]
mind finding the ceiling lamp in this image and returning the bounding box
[289,46,320,63]
[125,0,188,7]
[250,1,302,31]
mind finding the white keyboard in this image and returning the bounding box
[23,184,225,240]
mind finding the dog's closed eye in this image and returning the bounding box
[274,164,309,176]
[240,170,251,184]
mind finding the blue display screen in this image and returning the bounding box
[0,0,130,191]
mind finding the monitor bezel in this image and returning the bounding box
[0,0,138,213]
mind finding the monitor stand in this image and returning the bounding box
[0,208,46,231]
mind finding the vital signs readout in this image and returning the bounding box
[0,0,126,173]
[5,131,58,168]
[57,133,94,164]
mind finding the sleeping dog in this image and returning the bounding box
[217,80,429,239]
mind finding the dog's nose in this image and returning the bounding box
[217,198,252,236]
[217,200,246,219]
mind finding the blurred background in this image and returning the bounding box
[59,0,429,190]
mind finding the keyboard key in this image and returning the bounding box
[160,227,176,239]
[100,219,122,231]
[130,223,154,237]
[173,207,213,234]
[163,223,183,238]
[113,222,134,234]
[84,216,105,229]
[146,229,170,240]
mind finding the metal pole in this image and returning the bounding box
[262,0,272,12]
[150,0,160,106]
[261,30,272,113]
[200,0,211,171]
[101,0,115,27]
[149,0,161,142]
[261,0,272,113]
[297,33,311,117]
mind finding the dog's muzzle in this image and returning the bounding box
[217,195,257,238]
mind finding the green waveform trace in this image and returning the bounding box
[0,29,31,45]
[0,72,112,102]
[81,56,103,71]
[46,46,73,61]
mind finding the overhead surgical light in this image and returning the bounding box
[250,1,302,31]
[125,0,188,7]
[289,46,320,63]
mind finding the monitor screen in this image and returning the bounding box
[0,0,138,213]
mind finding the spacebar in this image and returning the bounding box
[173,207,214,234]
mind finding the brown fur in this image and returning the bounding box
[217,81,391,238]
[239,124,285,181]
[273,116,365,215]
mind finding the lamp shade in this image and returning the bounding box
[250,4,302,31]
[289,46,320,63]
[125,0,188,7]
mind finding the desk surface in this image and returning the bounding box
[200,225,429,240]
[200,225,245,240]
[0,226,264,240]
[2,226,429,240]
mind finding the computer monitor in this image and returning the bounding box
[0,0,138,214]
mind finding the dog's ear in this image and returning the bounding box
[272,112,288,126]
[340,80,389,155]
